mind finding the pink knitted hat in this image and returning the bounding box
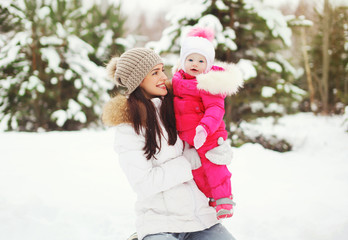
[180,27,215,73]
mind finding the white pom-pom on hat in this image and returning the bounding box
[180,26,215,73]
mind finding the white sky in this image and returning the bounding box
[84,0,348,28]
[86,0,348,13]
[118,0,348,25]
[119,0,348,14]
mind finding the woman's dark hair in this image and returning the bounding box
[127,87,177,160]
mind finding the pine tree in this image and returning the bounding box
[150,0,304,123]
[78,2,127,64]
[0,0,127,131]
[308,3,348,114]
[149,0,304,150]
[330,6,348,110]
[287,12,316,111]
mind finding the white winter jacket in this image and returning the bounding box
[104,96,218,240]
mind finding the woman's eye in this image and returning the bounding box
[152,71,158,75]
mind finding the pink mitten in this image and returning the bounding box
[194,125,207,149]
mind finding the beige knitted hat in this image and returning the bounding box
[106,48,163,95]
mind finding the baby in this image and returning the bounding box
[172,27,243,219]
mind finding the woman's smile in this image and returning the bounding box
[156,82,166,89]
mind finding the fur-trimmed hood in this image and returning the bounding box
[197,62,244,96]
[102,81,173,127]
[172,61,244,96]
[102,95,130,127]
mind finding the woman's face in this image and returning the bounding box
[184,53,207,76]
[140,64,168,99]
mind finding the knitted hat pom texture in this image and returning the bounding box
[106,57,119,83]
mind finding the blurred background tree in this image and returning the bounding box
[0,0,127,131]
[0,0,347,150]
[288,0,348,114]
[149,0,305,125]
[147,0,306,150]
[309,2,348,114]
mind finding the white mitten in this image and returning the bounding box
[205,137,233,165]
[193,125,207,149]
[183,141,202,170]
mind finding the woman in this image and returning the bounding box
[102,48,235,240]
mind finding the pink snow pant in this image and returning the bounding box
[181,130,232,200]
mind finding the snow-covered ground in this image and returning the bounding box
[1,113,347,240]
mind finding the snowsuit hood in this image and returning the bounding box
[172,61,244,96]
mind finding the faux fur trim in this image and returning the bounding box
[102,81,174,127]
[197,63,244,96]
[102,95,130,126]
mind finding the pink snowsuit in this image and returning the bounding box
[172,66,231,200]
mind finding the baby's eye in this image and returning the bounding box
[199,60,204,63]
[188,59,193,62]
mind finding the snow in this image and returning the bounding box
[216,0,229,11]
[51,100,87,127]
[1,113,347,240]
[28,76,45,93]
[246,0,292,47]
[148,1,238,54]
[249,102,285,114]
[166,0,208,24]
[236,59,257,80]
[276,53,299,77]
[51,110,68,127]
[40,36,64,46]
[266,61,282,73]
[37,6,50,19]
[261,86,276,98]
[96,30,113,59]
[68,99,87,123]
[78,89,93,107]
[0,1,114,131]
[286,15,313,27]
[0,32,27,68]
[40,47,62,73]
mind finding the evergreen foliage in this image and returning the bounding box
[0,0,126,131]
[149,0,305,151]
[310,5,348,113]
[150,0,305,124]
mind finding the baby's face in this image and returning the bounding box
[184,53,207,76]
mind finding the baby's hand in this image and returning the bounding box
[193,125,207,149]
[205,137,233,165]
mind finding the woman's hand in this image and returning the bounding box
[183,141,202,170]
[205,137,233,165]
